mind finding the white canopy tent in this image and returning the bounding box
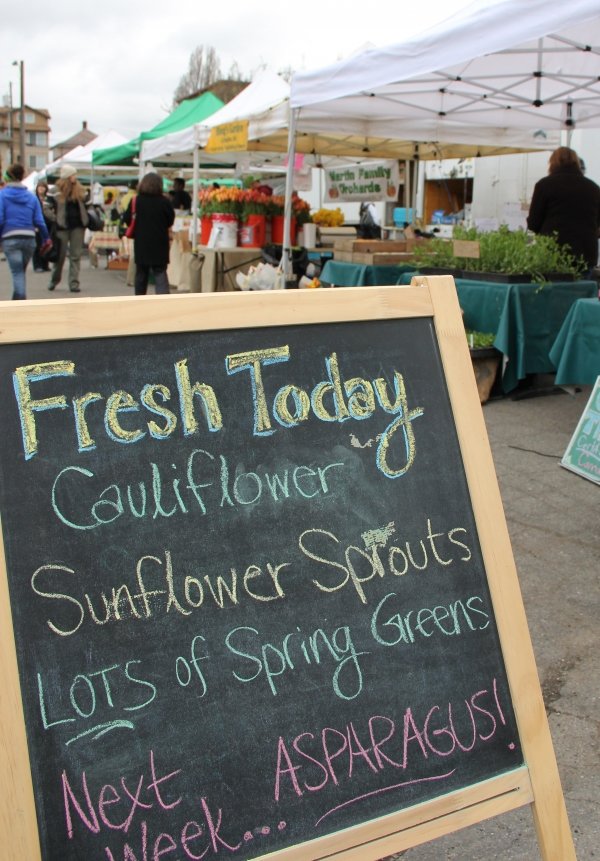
[141,70,290,165]
[281,0,600,277]
[141,66,551,259]
[42,130,129,176]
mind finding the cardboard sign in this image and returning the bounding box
[560,375,600,484]
[0,282,575,860]
[453,239,481,258]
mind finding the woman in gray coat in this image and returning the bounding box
[48,164,89,293]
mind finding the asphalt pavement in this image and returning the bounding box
[0,252,598,859]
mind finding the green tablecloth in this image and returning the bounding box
[455,279,597,391]
[320,260,415,287]
[549,298,600,385]
[393,273,597,391]
[322,269,596,392]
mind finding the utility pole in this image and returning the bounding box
[12,60,25,167]
[8,81,13,164]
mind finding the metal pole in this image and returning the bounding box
[281,107,298,287]
[19,61,25,168]
[8,82,13,164]
[11,61,25,166]
[191,142,199,252]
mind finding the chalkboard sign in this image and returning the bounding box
[561,375,600,484]
[0,282,575,860]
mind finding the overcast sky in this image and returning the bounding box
[3,0,476,146]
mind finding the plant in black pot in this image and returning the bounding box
[466,330,502,404]
[411,225,586,283]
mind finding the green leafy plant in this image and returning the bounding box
[466,330,496,349]
[411,225,586,281]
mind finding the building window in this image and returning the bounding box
[25,111,35,124]
[27,131,48,147]
[29,154,46,169]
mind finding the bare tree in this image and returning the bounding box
[173,46,223,103]
[227,61,245,82]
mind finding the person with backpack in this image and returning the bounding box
[0,164,51,299]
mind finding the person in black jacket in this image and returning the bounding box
[169,177,192,212]
[527,146,600,273]
[133,172,175,295]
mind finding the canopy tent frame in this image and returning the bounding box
[281,0,600,280]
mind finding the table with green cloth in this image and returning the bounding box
[320,260,415,286]
[455,279,597,391]
[396,272,597,391]
[549,297,600,385]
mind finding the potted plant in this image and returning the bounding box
[411,225,586,283]
[466,330,502,404]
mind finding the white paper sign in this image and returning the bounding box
[325,160,400,202]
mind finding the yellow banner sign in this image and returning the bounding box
[205,120,249,153]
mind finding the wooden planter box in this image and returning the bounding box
[470,346,502,404]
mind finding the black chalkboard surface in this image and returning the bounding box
[0,310,524,860]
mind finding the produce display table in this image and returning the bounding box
[549,297,600,386]
[87,231,126,269]
[193,246,263,292]
[454,279,597,391]
[320,260,416,286]
[391,271,597,392]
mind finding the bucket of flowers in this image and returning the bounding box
[239,189,271,247]
[205,187,244,247]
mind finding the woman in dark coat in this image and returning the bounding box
[527,146,600,273]
[133,172,175,295]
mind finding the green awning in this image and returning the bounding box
[92,91,224,166]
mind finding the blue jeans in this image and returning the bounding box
[3,236,36,299]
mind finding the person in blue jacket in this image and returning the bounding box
[0,163,50,299]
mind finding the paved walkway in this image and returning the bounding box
[0,249,133,301]
[0,252,598,859]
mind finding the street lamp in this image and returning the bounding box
[12,60,25,167]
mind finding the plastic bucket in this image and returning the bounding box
[301,222,317,247]
[271,215,296,245]
[210,214,238,248]
[239,214,266,248]
[200,216,212,245]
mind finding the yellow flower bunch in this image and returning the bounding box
[311,207,345,227]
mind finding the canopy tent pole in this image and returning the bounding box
[192,142,199,251]
[404,160,411,222]
[281,107,299,287]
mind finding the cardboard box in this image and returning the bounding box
[333,251,420,265]
[333,239,409,253]
[318,227,357,247]
[352,252,419,265]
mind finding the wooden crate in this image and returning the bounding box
[334,251,419,265]
[333,239,409,253]
[107,257,129,271]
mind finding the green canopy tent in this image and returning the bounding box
[92,91,224,167]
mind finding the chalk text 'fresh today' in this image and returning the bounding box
[12,347,423,478]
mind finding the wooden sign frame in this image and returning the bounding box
[0,277,574,860]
